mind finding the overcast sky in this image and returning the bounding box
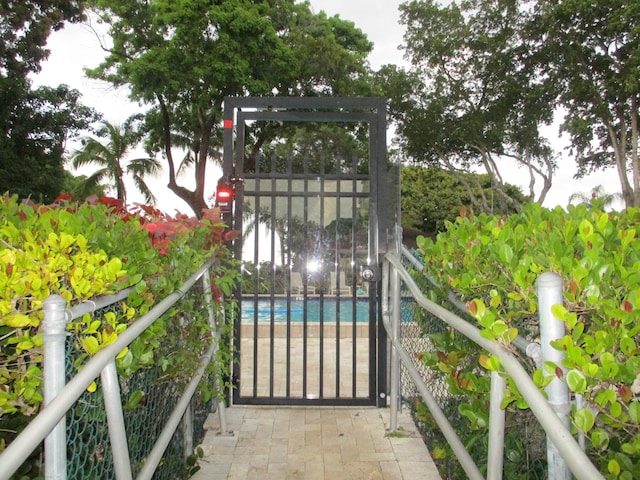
[32,0,620,212]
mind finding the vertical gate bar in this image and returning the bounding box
[335,178,342,398]
[302,157,309,399]
[234,108,247,403]
[269,161,277,398]
[371,110,387,405]
[351,180,358,399]
[286,156,293,398]
[252,185,261,398]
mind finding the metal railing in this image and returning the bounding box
[382,248,604,480]
[0,257,228,480]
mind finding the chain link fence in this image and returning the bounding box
[398,252,547,479]
[62,288,217,479]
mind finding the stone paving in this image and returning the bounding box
[191,406,442,480]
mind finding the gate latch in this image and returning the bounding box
[360,265,380,282]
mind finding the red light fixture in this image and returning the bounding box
[215,178,234,214]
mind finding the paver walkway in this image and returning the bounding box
[191,406,442,480]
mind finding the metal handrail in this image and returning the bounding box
[400,246,532,354]
[0,256,222,480]
[383,251,604,480]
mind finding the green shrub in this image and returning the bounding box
[0,193,237,423]
[416,202,640,479]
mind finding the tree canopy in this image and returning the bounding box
[70,118,162,205]
[0,84,97,203]
[87,0,376,216]
[0,0,96,202]
[381,0,640,208]
[379,0,556,210]
[401,165,528,237]
[533,0,640,207]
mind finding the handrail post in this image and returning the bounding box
[537,272,572,480]
[487,371,506,480]
[101,361,133,480]
[42,294,68,480]
[202,269,229,435]
[389,261,402,431]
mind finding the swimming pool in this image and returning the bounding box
[241,298,370,323]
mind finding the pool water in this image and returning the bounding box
[241,298,370,323]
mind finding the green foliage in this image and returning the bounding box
[61,170,108,200]
[416,203,640,477]
[380,0,555,206]
[0,84,99,203]
[0,193,238,425]
[0,2,96,203]
[87,0,376,216]
[401,166,528,236]
[70,117,162,205]
[533,0,640,207]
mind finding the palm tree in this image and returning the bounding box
[70,118,162,205]
[568,184,623,210]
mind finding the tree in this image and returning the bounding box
[61,170,107,200]
[87,0,375,217]
[568,184,623,210]
[0,1,95,203]
[0,1,84,78]
[532,0,640,208]
[70,118,162,205]
[401,165,528,237]
[0,84,97,203]
[378,0,556,209]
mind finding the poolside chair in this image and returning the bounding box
[329,271,352,296]
[291,271,316,295]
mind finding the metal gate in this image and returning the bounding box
[222,97,396,406]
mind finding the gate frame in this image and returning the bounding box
[222,97,396,407]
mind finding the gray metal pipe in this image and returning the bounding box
[42,295,68,480]
[201,271,229,435]
[487,371,506,480]
[400,246,531,353]
[65,288,134,323]
[382,311,486,480]
[101,361,133,480]
[386,252,604,480]
[537,272,572,480]
[135,342,216,480]
[384,261,401,431]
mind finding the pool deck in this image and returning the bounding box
[192,406,442,480]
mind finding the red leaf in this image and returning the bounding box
[622,300,633,313]
[54,193,73,203]
[224,229,240,241]
[569,280,578,296]
[618,384,632,402]
[555,366,564,379]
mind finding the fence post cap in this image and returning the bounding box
[536,272,563,288]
